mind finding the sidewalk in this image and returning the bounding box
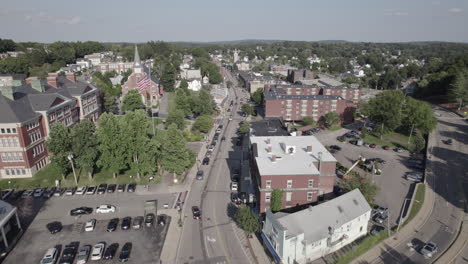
[249,234,274,264]
[159,209,182,263]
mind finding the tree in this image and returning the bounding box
[251,88,263,104]
[363,90,405,132]
[402,98,437,134]
[449,70,468,110]
[241,104,255,116]
[122,90,143,112]
[166,109,185,130]
[271,189,283,212]
[411,134,426,153]
[324,112,340,127]
[302,116,315,126]
[70,120,98,181]
[193,89,216,116]
[192,115,213,133]
[97,113,128,178]
[239,121,250,134]
[338,172,379,205]
[47,123,72,180]
[160,124,194,175]
[180,79,188,89]
[235,205,260,236]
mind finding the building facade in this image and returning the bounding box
[264,84,357,123]
[249,136,336,213]
[0,73,100,179]
[262,189,372,264]
[97,61,133,74]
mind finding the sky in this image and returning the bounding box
[1,0,468,43]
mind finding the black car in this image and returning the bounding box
[370,225,385,235]
[192,206,201,219]
[107,184,116,193]
[46,221,63,234]
[117,184,126,192]
[54,188,65,197]
[330,145,342,151]
[121,217,131,230]
[214,134,219,140]
[97,184,107,194]
[59,242,79,264]
[107,218,119,232]
[445,139,453,145]
[70,207,93,216]
[103,243,119,260]
[157,215,166,226]
[127,183,136,193]
[119,242,132,262]
[43,187,57,198]
[196,170,204,180]
[373,213,389,224]
[144,213,155,227]
[231,192,241,205]
[202,157,210,165]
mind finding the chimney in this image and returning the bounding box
[47,75,58,88]
[66,73,76,82]
[306,145,313,152]
[271,154,276,162]
[267,145,272,153]
[30,79,45,93]
[25,77,38,85]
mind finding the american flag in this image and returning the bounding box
[137,74,151,92]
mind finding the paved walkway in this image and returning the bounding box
[159,209,182,264]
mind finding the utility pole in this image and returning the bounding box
[67,154,78,185]
[380,123,384,140]
[407,123,415,146]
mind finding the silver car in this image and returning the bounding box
[76,245,91,264]
[420,241,438,258]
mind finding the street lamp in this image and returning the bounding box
[67,154,78,185]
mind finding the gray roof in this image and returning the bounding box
[250,136,336,176]
[269,189,371,242]
[250,119,289,137]
[264,90,343,101]
[0,95,39,123]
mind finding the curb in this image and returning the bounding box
[433,218,467,264]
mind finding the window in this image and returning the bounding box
[265,192,271,202]
[12,128,16,133]
[308,179,314,188]
[21,169,26,175]
[0,129,4,134]
[286,192,292,202]
[307,192,313,201]
[287,180,293,189]
[6,128,11,133]
[360,226,363,232]
[265,180,272,189]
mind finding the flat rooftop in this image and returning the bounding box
[250,119,289,137]
[250,136,336,176]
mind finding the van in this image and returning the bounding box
[40,248,58,264]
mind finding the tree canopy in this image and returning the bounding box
[271,189,283,212]
[122,90,143,112]
[235,205,260,235]
[192,115,213,133]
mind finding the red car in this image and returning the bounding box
[369,144,377,148]
[382,145,390,150]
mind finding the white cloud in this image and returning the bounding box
[386,11,409,17]
[448,8,463,13]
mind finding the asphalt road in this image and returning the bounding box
[176,78,253,263]
[370,108,467,263]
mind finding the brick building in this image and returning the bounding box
[97,61,134,74]
[264,85,356,123]
[238,71,281,94]
[249,136,336,213]
[287,69,318,83]
[0,73,100,179]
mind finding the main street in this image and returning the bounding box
[369,107,467,263]
[176,69,253,264]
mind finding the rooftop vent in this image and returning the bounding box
[353,199,358,206]
[271,155,277,162]
[306,145,312,153]
[267,145,272,153]
[337,206,344,213]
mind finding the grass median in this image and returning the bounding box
[402,184,426,227]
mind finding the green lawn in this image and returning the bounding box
[335,231,389,264]
[0,164,158,190]
[362,131,413,150]
[167,92,176,112]
[327,125,342,131]
[403,184,426,226]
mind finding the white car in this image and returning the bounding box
[96,204,116,214]
[76,186,87,195]
[85,219,96,232]
[230,182,238,191]
[90,242,105,261]
[40,248,59,264]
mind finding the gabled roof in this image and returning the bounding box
[0,95,40,123]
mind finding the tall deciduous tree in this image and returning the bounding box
[449,70,468,110]
[363,90,405,132]
[97,113,128,178]
[271,189,283,212]
[47,123,72,180]
[192,115,213,133]
[402,98,437,134]
[241,104,255,116]
[324,112,340,127]
[122,110,151,179]
[71,120,98,181]
[235,205,260,236]
[166,109,186,130]
[122,90,143,112]
[160,124,194,175]
[251,88,263,104]
[338,172,379,205]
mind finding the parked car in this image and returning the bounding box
[406,172,423,182]
[103,243,119,260]
[207,145,215,152]
[117,184,126,192]
[121,217,131,230]
[230,182,238,191]
[46,221,62,234]
[192,206,201,219]
[395,148,404,153]
[370,225,385,235]
[373,213,389,224]
[90,242,106,261]
[107,218,119,232]
[408,163,424,170]
[158,215,166,226]
[97,184,107,194]
[59,242,79,264]
[369,144,377,148]
[43,187,56,198]
[33,188,45,198]
[336,136,346,142]
[202,157,210,165]
[53,188,65,197]
[329,145,342,151]
[107,184,116,193]
[132,216,144,229]
[1,189,14,200]
[231,192,241,205]
[75,186,87,195]
[144,213,155,227]
[70,207,93,216]
[96,204,116,214]
[214,134,219,141]
[76,245,91,264]
[420,241,438,258]
[21,189,34,198]
[65,187,77,196]
[444,139,453,145]
[127,183,136,192]
[85,186,96,195]
[85,219,96,232]
[40,247,59,264]
[382,145,390,150]
[371,206,389,217]
[196,170,204,180]
[119,242,132,262]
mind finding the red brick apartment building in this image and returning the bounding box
[0,73,100,179]
[249,136,337,213]
[264,84,358,123]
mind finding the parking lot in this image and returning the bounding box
[315,127,420,226]
[4,188,175,263]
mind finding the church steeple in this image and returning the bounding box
[134,45,141,67]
